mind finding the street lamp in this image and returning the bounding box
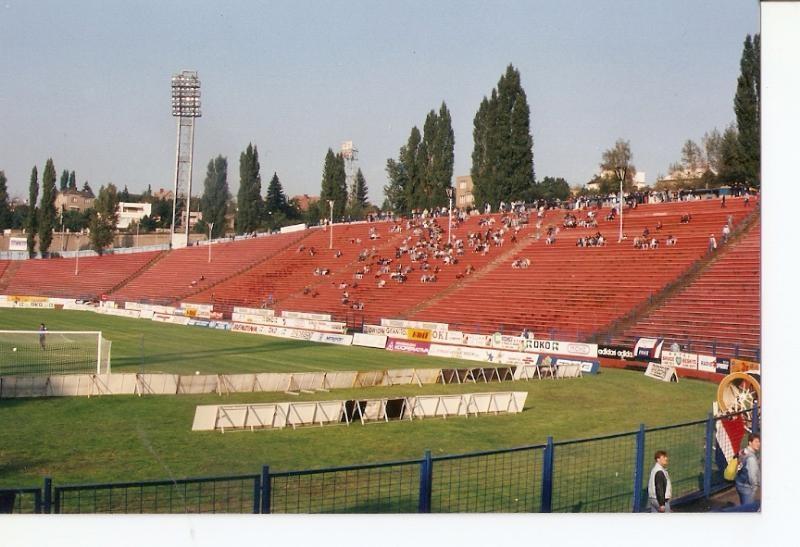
[445,186,454,245]
[614,165,627,242]
[208,222,214,263]
[328,200,335,249]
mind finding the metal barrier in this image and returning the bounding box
[268,458,422,513]
[53,473,260,514]
[4,407,758,514]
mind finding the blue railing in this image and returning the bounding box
[1,407,758,514]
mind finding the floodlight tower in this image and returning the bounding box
[170,70,201,249]
[341,141,359,213]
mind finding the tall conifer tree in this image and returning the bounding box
[200,155,229,238]
[471,64,535,208]
[320,149,348,221]
[265,171,288,215]
[38,159,57,256]
[0,171,10,231]
[235,143,262,234]
[734,34,760,187]
[26,166,39,258]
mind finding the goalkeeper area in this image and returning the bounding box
[0,330,111,377]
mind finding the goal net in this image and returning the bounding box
[0,331,111,377]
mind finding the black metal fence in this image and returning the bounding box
[2,407,758,514]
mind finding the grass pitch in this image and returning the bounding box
[0,309,717,491]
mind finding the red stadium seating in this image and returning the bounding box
[3,251,162,299]
[610,218,760,360]
[409,198,755,340]
[0,197,760,361]
[109,231,308,304]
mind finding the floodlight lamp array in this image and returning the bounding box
[171,71,201,117]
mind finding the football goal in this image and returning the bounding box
[0,331,111,377]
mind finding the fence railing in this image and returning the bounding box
[1,407,757,514]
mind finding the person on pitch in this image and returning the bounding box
[39,323,47,350]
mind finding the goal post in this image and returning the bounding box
[0,330,111,377]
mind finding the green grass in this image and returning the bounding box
[0,308,718,514]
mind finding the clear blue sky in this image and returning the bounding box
[0,0,758,203]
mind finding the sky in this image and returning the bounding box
[0,0,759,203]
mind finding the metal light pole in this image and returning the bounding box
[208,222,214,263]
[328,200,335,250]
[135,222,140,249]
[615,165,627,242]
[170,70,201,249]
[446,186,454,245]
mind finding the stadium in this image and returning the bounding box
[0,3,771,522]
[0,192,761,514]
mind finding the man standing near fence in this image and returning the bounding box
[735,433,761,505]
[648,450,672,513]
[38,323,47,350]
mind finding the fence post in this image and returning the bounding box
[704,413,714,498]
[752,404,760,434]
[540,437,554,513]
[632,425,646,512]
[418,450,432,513]
[42,477,52,514]
[260,465,271,514]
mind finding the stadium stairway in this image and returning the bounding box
[606,212,760,360]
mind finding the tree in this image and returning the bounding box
[38,159,57,256]
[0,171,10,231]
[703,129,724,174]
[26,166,38,258]
[734,34,760,187]
[264,171,288,217]
[59,169,70,192]
[119,185,131,203]
[471,64,535,208]
[235,143,262,234]
[200,155,229,238]
[138,214,158,233]
[89,184,119,254]
[68,170,77,190]
[417,102,455,210]
[348,168,369,220]
[600,139,637,193]
[538,177,571,201]
[62,209,92,233]
[717,123,745,185]
[82,181,94,196]
[384,157,408,214]
[319,148,347,221]
[680,140,705,172]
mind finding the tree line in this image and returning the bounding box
[1,34,760,253]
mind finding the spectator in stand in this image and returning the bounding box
[656,221,663,231]
[708,234,717,252]
[722,224,731,243]
[744,191,750,207]
[666,235,677,246]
